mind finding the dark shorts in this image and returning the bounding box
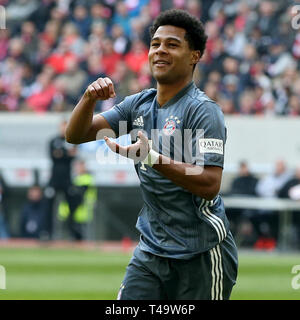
[117,233,238,300]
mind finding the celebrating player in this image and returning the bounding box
[66,9,238,300]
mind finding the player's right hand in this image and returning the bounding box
[84,77,116,101]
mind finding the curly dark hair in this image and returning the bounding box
[149,9,208,58]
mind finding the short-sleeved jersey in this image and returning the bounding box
[101,82,230,259]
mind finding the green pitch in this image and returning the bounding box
[0,247,299,300]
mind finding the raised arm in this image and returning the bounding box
[65,77,116,144]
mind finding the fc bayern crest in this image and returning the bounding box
[163,116,181,135]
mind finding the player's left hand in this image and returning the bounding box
[104,131,149,163]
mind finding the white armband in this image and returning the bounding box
[141,149,160,167]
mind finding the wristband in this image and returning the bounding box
[141,149,160,167]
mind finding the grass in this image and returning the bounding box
[0,247,300,300]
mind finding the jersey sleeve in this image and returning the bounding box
[100,94,136,137]
[186,101,227,168]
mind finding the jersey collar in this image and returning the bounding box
[156,81,195,108]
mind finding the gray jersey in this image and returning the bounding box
[102,82,230,259]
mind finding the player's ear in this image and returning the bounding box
[191,50,201,66]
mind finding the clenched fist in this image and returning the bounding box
[84,77,116,101]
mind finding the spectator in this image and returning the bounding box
[256,0,278,37]
[204,81,219,101]
[45,40,77,74]
[256,159,292,198]
[287,94,300,116]
[111,23,131,55]
[253,159,293,249]
[223,23,247,59]
[100,37,122,77]
[238,90,256,115]
[229,161,258,196]
[20,185,45,239]
[278,165,300,200]
[39,20,60,49]
[267,40,297,78]
[56,58,87,105]
[71,4,92,39]
[112,1,133,38]
[253,84,275,115]
[124,39,148,74]
[60,22,86,59]
[6,0,39,34]
[58,160,97,240]
[20,21,39,64]
[226,161,259,247]
[217,95,235,115]
[90,2,110,26]
[111,60,136,101]
[24,70,58,113]
[42,121,79,240]
[220,74,240,111]
[234,1,257,36]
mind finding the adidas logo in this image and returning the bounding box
[133,116,144,127]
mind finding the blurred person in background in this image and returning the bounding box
[287,94,300,116]
[71,3,92,39]
[229,161,258,197]
[56,58,87,105]
[253,159,292,249]
[124,39,149,74]
[23,69,59,113]
[220,74,240,111]
[278,165,300,200]
[100,37,122,77]
[255,0,279,38]
[256,159,292,198]
[20,185,45,239]
[266,40,297,79]
[42,120,79,240]
[223,23,247,59]
[45,40,77,75]
[111,60,136,102]
[20,21,39,65]
[238,90,256,115]
[5,0,39,35]
[217,95,235,115]
[0,172,9,239]
[58,160,97,241]
[112,1,133,38]
[111,23,131,55]
[225,161,258,247]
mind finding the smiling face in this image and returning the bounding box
[148,25,200,85]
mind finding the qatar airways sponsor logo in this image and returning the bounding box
[199,139,224,155]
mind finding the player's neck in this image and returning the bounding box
[156,77,192,107]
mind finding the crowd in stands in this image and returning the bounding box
[0,0,300,115]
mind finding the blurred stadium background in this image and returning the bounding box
[1,0,300,300]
